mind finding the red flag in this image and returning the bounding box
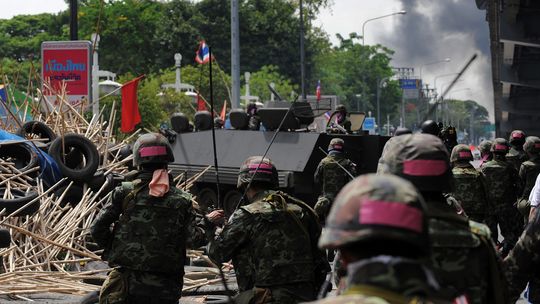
[316,80,321,102]
[121,75,144,133]
[220,100,227,121]
[197,94,207,111]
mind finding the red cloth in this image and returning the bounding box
[121,75,144,133]
[220,100,227,121]
[197,94,207,111]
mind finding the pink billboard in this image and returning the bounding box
[41,41,92,107]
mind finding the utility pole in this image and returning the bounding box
[299,0,306,100]
[69,0,78,40]
[231,0,240,109]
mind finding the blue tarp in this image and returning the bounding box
[0,129,62,188]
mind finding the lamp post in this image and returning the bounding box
[91,33,100,117]
[362,10,406,45]
[419,58,451,79]
[174,53,182,92]
[376,76,390,134]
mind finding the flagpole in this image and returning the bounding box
[208,47,221,209]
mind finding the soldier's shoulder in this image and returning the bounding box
[240,200,270,214]
[307,294,389,304]
[468,220,492,239]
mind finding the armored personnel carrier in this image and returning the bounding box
[167,100,390,215]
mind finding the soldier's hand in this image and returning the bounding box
[206,209,225,225]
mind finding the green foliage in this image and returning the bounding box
[312,33,401,122]
[243,65,297,102]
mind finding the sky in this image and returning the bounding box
[0,0,493,121]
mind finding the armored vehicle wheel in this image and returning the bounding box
[223,190,243,216]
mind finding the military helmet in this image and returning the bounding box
[421,120,440,136]
[237,156,279,189]
[378,133,451,192]
[450,144,473,165]
[478,140,493,156]
[336,104,347,112]
[133,133,174,167]
[319,174,428,254]
[509,130,526,146]
[491,138,509,155]
[328,138,345,152]
[523,136,540,155]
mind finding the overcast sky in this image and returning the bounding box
[0,0,493,121]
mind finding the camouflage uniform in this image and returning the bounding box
[480,138,522,254]
[309,174,449,304]
[516,136,540,223]
[478,140,493,169]
[507,130,528,172]
[91,133,207,304]
[449,145,491,224]
[314,138,356,223]
[504,210,540,302]
[208,156,329,303]
[378,134,508,304]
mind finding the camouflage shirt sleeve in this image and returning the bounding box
[504,211,540,302]
[207,208,253,264]
[90,186,124,250]
[314,160,324,186]
[185,202,209,249]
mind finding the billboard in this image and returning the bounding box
[41,41,92,108]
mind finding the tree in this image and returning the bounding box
[242,65,297,102]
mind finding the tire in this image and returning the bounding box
[16,121,57,144]
[48,134,100,182]
[55,184,84,207]
[197,187,218,212]
[223,190,243,216]
[0,143,39,178]
[0,189,39,216]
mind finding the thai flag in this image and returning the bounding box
[324,111,332,120]
[195,40,211,64]
[316,80,321,102]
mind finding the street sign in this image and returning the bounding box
[42,41,92,108]
[399,79,421,89]
[363,117,375,131]
[403,88,419,99]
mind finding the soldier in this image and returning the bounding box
[507,130,528,171]
[421,120,440,136]
[313,138,356,223]
[378,133,508,304]
[516,136,540,224]
[328,105,351,134]
[478,140,493,168]
[207,156,329,303]
[504,206,540,303]
[481,138,522,256]
[309,174,448,303]
[247,102,261,131]
[91,133,216,304]
[449,144,491,225]
[394,126,412,136]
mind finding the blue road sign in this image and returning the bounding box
[363,117,375,130]
[399,79,421,89]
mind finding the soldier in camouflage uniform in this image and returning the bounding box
[91,133,214,304]
[516,136,540,224]
[207,156,330,303]
[504,206,540,303]
[314,138,356,223]
[478,140,493,168]
[507,130,528,172]
[449,144,492,225]
[480,138,522,256]
[378,133,508,304]
[309,174,448,304]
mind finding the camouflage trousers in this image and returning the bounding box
[99,268,181,304]
[314,195,334,225]
[234,283,315,304]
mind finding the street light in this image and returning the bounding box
[419,58,451,79]
[91,33,100,116]
[362,10,406,45]
[376,76,391,134]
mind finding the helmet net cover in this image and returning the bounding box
[328,138,345,152]
[478,140,493,155]
[509,130,526,146]
[237,156,279,189]
[378,134,451,192]
[524,136,540,155]
[319,173,428,253]
[132,133,174,167]
[450,144,473,165]
[491,138,509,154]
